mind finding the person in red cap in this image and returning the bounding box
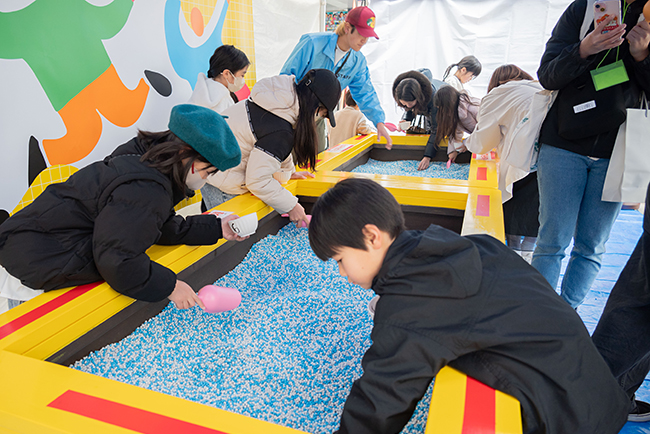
[280,6,393,151]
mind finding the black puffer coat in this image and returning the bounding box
[337,225,628,434]
[0,138,223,302]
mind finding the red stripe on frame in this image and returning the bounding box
[48,390,229,434]
[476,195,490,217]
[461,376,496,434]
[355,134,368,140]
[0,282,101,340]
[476,167,488,181]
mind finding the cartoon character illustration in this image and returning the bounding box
[0,0,170,166]
[165,0,229,90]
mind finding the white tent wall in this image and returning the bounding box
[363,0,573,126]
[253,0,322,80]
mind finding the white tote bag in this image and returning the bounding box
[602,94,650,203]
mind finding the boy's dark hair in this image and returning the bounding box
[344,89,357,107]
[309,178,406,260]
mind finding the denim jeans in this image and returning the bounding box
[531,144,622,308]
[200,184,238,211]
[592,183,650,402]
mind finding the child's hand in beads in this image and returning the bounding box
[169,280,205,310]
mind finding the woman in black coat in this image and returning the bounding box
[0,104,244,310]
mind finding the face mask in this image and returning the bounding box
[227,72,246,92]
[185,163,208,191]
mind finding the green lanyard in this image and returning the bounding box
[591,0,631,90]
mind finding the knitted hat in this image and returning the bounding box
[346,6,379,39]
[168,104,241,171]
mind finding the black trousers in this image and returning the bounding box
[592,183,650,402]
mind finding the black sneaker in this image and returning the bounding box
[629,399,650,422]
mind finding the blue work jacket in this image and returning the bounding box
[280,32,385,126]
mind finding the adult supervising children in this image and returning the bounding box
[280,6,393,150]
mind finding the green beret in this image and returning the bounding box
[168,104,241,171]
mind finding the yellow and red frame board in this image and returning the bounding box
[0,134,520,434]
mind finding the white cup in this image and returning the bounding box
[399,120,411,131]
[273,170,292,185]
[227,212,258,237]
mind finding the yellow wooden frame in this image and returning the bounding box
[0,134,519,433]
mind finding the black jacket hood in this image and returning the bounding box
[373,225,482,298]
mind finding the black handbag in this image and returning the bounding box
[556,77,626,140]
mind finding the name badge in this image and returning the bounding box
[574,100,596,114]
[591,60,629,91]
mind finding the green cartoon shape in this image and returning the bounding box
[0,0,133,111]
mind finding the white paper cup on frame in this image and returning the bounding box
[273,170,292,185]
[228,213,258,237]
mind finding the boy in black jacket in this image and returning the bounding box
[308,178,628,434]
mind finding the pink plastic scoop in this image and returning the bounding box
[197,285,242,313]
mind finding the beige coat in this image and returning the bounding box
[205,75,299,214]
[329,106,376,147]
[464,80,543,202]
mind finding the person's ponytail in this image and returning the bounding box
[293,71,322,170]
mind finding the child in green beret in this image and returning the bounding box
[0,104,245,310]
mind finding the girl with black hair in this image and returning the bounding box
[433,86,481,163]
[442,55,482,93]
[0,105,245,310]
[392,69,447,170]
[189,44,251,114]
[201,69,341,228]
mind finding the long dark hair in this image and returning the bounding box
[393,70,433,115]
[433,86,478,147]
[442,55,482,81]
[293,71,323,170]
[207,44,250,103]
[488,64,534,93]
[138,130,211,196]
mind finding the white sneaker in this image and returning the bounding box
[521,251,533,264]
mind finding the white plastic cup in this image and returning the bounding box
[273,170,292,185]
[399,120,411,131]
[228,212,258,237]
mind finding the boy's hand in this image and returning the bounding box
[169,280,205,310]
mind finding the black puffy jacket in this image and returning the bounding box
[538,0,650,157]
[0,138,223,302]
[336,225,628,434]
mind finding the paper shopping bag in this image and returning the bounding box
[602,101,650,203]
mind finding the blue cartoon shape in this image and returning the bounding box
[164,0,228,90]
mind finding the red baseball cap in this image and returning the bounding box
[345,6,379,39]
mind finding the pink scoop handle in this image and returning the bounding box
[197,285,241,313]
[446,159,452,169]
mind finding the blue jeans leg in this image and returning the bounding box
[200,184,238,211]
[532,145,621,307]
